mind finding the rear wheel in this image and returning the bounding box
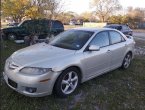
[54,67,81,97]
[122,53,132,69]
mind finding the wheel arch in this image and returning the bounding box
[52,65,83,94]
[126,50,133,58]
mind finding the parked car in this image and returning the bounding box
[3,28,135,97]
[104,24,133,36]
[2,19,64,40]
[7,22,19,27]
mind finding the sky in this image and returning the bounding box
[65,0,145,14]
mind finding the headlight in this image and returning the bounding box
[20,67,52,75]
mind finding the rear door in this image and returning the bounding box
[108,31,127,69]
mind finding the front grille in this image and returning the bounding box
[8,78,17,88]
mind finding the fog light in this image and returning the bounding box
[25,87,37,93]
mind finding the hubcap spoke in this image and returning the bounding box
[71,76,78,82]
[63,85,69,93]
[70,83,74,89]
[68,72,73,81]
[124,54,131,68]
[62,80,69,85]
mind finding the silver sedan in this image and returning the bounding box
[3,28,135,97]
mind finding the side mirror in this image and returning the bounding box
[88,45,100,51]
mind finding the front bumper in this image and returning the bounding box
[3,70,61,97]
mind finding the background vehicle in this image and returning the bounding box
[2,19,64,40]
[7,22,19,27]
[104,24,133,36]
[3,28,135,97]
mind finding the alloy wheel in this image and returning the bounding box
[61,71,78,95]
[8,34,16,40]
[123,54,131,69]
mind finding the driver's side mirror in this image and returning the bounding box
[88,45,100,51]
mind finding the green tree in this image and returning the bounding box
[56,11,76,24]
[108,15,129,24]
[2,0,64,22]
[80,12,97,22]
[2,0,31,22]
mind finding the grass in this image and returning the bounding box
[134,39,145,47]
[0,40,145,110]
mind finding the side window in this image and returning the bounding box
[36,20,48,34]
[117,26,122,31]
[90,31,109,48]
[21,21,29,27]
[21,20,34,32]
[53,21,63,29]
[123,25,129,30]
[109,31,125,44]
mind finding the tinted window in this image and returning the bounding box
[36,20,49,33]
[53,21,64,29]
[90,31,109,47]
[110,31,124,44]
[20,20,36,33]
[20,20,31,27]
[50,30,93,50]
[122,25,129,30]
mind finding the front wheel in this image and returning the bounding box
[8,33,16,40]
[122,53,132,69]
[54,67,81,97]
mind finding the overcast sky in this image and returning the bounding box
[64,0,145,14]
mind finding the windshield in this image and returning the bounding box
[18,20,25,27]
[18,20,30,27]
[50,30,94,50]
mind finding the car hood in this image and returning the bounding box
[10,43,76,66]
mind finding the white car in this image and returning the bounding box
[3,28,135,97]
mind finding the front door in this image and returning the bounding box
[83,31,111,78]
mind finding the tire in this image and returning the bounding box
[121,53,132,69]
[54,67,81,98]
[8,33,16,40]
[24,36,30,46]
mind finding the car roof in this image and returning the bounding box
[72,27,117,32]
[106,24,127,27]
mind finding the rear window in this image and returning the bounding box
[105,25,122,30]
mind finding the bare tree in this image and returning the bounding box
[91,0,122,22]
[127,7,145,28]
[31,0,64,19]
